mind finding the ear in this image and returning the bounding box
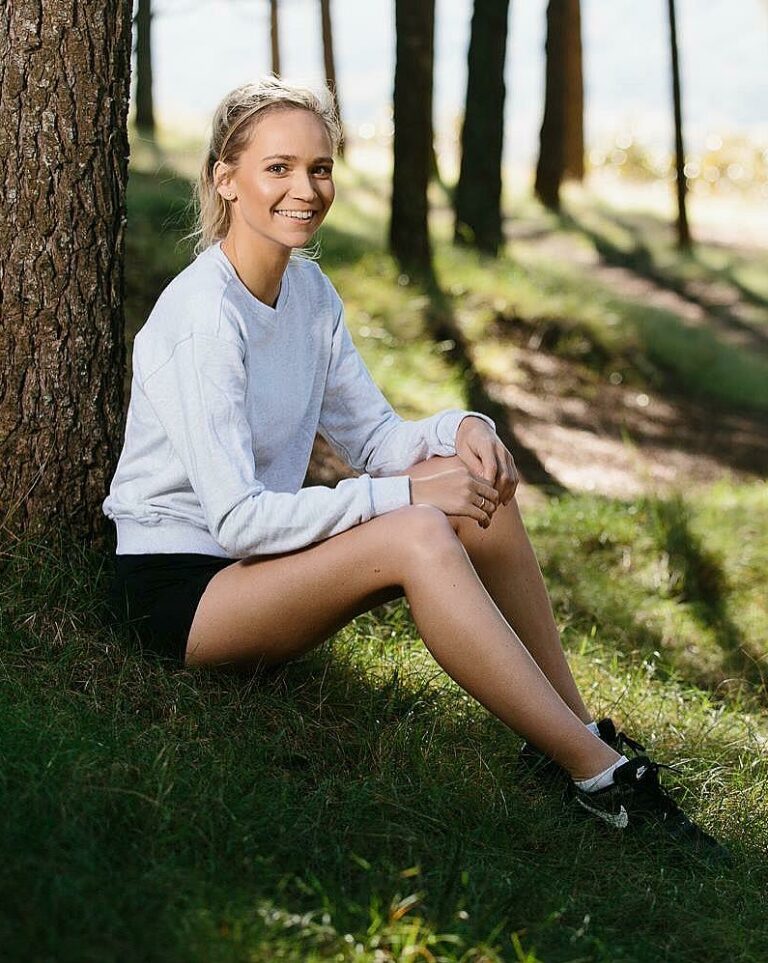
[213,160,236,201]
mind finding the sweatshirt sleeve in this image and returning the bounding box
[318,285,497,490]
[139,333,412,558]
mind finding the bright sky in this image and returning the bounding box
[144,0,768,166]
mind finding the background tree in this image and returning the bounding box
[0,0,134,545]
[563,0,583,178]
[389,0,435,278]
[534,0,583,210]
[320,0,344,156]
[667,0,691,248]
[270,0,281,76]
[453,0,511,256]
[135,0,155,136]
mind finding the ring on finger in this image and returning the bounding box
[479,496,486,510]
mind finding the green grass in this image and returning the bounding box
[3,486,768,962]
[3,136,767,961]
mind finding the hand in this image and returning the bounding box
[455,416,519,506]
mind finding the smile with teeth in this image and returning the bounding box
[274,209,316,221]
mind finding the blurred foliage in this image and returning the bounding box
[588,133,768,198]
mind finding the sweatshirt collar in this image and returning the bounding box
[211,240,291,320]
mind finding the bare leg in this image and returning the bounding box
[398,510,619,778]
[405,456,592,723]
[186,504,619,780]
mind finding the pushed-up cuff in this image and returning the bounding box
[370,475,412,516]
[436,410,496,451]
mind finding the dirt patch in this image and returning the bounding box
[477,329,768,499]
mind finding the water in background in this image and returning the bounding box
[146,0,767,165]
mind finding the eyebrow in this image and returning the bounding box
[262,154,334,163]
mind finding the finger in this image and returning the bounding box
[507,455,520,500]
[496,453,516,504]
[462,452,486,479]
[472,490,499,528]
[467,502,491,528]
[495,470,510,506]
[475,485,499,528]
[480,443,498,488]
[498,455,516,504]
[493,450,507,501]
[473,483,499,516]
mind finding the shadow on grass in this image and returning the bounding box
[2,608,763,962]
[648,493,767,691]
[557,208,768,354]
[414,268,567,495]
[533,490,767,708]
[2,527,767,960]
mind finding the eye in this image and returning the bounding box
[266,162,333,176]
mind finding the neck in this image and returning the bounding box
[220,229,290,308]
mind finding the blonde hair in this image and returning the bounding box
[187,76,342,257]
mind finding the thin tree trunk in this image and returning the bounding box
[667,0,691,248]
[454,0,511,255]
[320,0,344,156]
[563,0,583,180]
[135,0,155,136]
[270,0,281,76]
[0,0,133,546]
[389,0,435,278]
[535,0,568,210]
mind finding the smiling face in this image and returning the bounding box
[214,107,335,252]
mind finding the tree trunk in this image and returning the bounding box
[389,0,435,279]
[0,0,133,548]
[453,0,511,255]
[320,0,344,156]
[535,0,568,210]
[135,0,155,136]
[667,0,691,248]
[563,0,583,180]
[270,0,281,76]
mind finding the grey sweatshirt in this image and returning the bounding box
[102,241,496,558]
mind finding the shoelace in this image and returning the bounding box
[633,759,690,822]
[613,732,692,822]
[614,728,647,755]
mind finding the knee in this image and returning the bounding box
[387,504,463,561]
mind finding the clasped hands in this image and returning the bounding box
[455,416,519,523]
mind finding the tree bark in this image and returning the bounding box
[135,0,155,136]
[0,0,133,548]
[270,0,281,76]
[535,0,566,210]
[454,0,511,255]
[667,0,691,248]
[320,0,344,156]
[389,0,435,279]
[563,0,583,180]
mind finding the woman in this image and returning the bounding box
[104,77,727,859]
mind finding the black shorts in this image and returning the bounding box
[106,553,238,665]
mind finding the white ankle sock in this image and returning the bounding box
[575,754,629,793]
[586,720,600,736]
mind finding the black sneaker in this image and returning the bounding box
[518,717,647,790]
[572,755,731,862]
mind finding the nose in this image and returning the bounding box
[289,168,318,203]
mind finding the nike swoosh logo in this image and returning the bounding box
[576,797,630,829]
